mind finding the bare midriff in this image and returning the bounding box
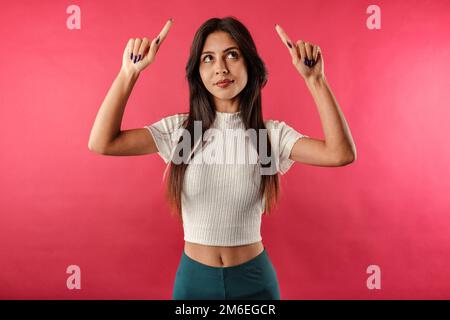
[184,240,264,267]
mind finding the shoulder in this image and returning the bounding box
[155,112,189,131]
[264,119,291,131]
[163,112,189,123]
[264,119,308,140]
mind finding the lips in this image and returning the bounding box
[216,79,234,85]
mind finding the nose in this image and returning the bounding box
[215,60,229,75]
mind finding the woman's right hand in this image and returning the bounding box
[120,18,174,75]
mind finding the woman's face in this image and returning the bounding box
[199,31,248,106]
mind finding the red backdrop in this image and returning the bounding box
[1,0,449,299]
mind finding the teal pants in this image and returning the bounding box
[172,248,281,300]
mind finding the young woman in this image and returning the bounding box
[88,16,356,300]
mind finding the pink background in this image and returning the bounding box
[1,0,449,299]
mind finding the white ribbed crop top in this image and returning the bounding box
[144,111,308,246]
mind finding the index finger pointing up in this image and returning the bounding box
[275,24,294,50]
[155,18,174,44]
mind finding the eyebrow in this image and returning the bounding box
[201,46,239,55]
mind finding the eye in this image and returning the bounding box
[203,55,213,63]
[228,51,239,59]
[202,51,239,63]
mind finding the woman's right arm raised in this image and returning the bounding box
[88,19,174,156]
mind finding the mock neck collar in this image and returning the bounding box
[214,110,242,128]
[216,110,241,118]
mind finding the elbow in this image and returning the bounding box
[88,141,105,154]
[340,154,356,166]
[336,148,357,166]
[88,140,96,152]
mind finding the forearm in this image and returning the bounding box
[88,69,140,152]
[305,76,356,161]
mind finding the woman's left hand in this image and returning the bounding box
[275,24,324,82]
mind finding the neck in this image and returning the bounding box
[214,97,240,113]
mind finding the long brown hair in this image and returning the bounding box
[165,16,280,220]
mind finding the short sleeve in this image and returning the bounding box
[265,120,309,175]
[144,113,188,163]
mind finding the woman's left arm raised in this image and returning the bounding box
[275,24,357,167]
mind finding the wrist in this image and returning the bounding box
[119,68,140,81]
[305,75,326,87]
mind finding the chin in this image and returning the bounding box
[217,93,239,100]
